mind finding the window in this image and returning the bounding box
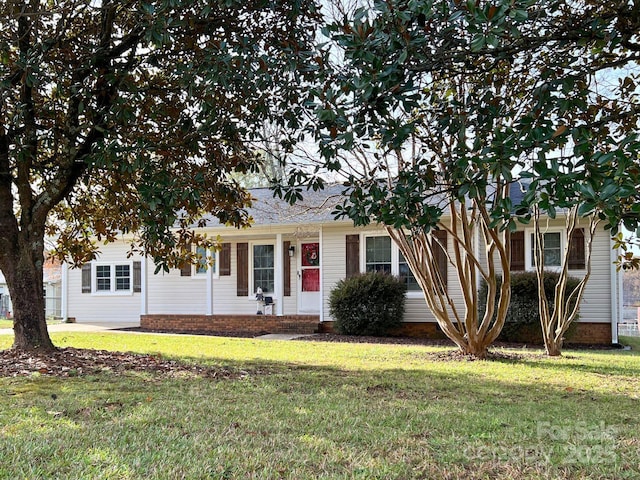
[365,236,392,273]
[399,251,421,291]
[364,235,421,292]
[253,244,274,293]
[181,246,218,277]
[96,265,111,291]
[93,263,132,294]
[115,265,130,291]
[530,232,562,268]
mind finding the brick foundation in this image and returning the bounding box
[319,321,613,344]
[141,314,320,335]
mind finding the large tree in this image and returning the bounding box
[0,0,319,350]
[283,0,640,357]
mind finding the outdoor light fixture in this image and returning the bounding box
[288,245,296,257]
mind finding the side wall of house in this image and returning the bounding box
[67,241,143,323]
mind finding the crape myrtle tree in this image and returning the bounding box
[501,1,640,355]
[281,0,640,357]
[0,0,320,351]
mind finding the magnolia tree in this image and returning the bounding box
[0,0,320,351]
[282,0,640,357]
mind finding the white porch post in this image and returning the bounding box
[206,249,214,315]
[140,256,148,316]
[61,262,68,321]
[610,237,620,344]
[275,233,283,315]
[319,226,324,323]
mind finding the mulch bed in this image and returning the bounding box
[0,347,243,379]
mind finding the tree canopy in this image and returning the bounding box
[0,0,320,349]
[280,0,640,356]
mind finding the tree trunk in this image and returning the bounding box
[462,340,490,359]
[544,337,563,357]
[1,234,55,352]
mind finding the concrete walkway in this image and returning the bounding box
[0,321,139,335]
[0,322,312,340]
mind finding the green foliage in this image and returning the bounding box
[479,272,581,343]
[329,272,406,336]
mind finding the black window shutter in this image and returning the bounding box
[237,243,249,296]
[133,261,142,293]
[81,264,91,293]
[345,235,360,278]
[568,228,586,270]
[510,231,525,271]
[433,230,448,288]
[219,243,231,276]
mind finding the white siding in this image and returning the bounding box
[67,240,142,323]
[578,227,613,324]
[481,219,614,324]
[321,224,443,324]
[147,267,207,315]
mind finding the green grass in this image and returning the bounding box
[0,319,13,329]
[1,332,639,479]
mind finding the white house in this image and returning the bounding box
[61,185,623,344]
[0,271,11,318]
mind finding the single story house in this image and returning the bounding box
[0,271,11,319]
[61,184,623,344]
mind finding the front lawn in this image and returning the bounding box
[0,332,638,479]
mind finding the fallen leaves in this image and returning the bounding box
[0,347,241,379]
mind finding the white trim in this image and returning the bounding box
[610,237,620,344]
[206,249,213,315]
[297,237,322,314]
[193,247,219,279]
[524,228,566,272]
[360,232,423,298]
[61,262,68,321]
[141,256,148,315]
[91,261,134,295]
[249,241,276,296]
[275,234,283,316]
[319,226,324,323]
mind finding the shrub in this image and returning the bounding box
[478,271,581,343]
[329,272,406,336]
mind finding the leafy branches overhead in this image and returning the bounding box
[1,0,320,268]
[0,0,321,350]
[284,0,640,357]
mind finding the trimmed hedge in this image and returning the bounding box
[329,272,406,336]
[479,271,581,343]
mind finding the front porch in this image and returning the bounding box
[141,314,320,335]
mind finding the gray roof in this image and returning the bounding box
[204,184,349,228]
